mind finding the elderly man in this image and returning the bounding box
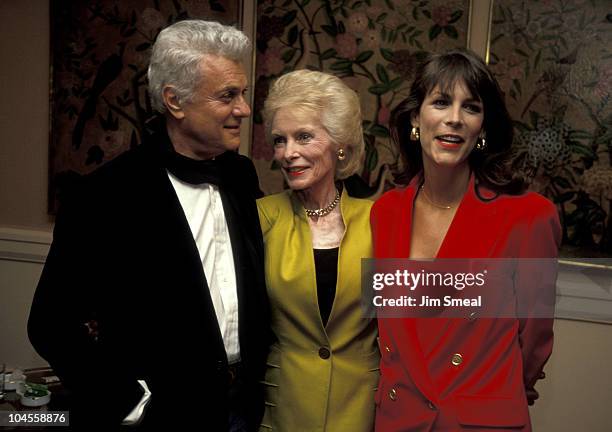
[28,20,269,431]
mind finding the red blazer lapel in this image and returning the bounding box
[376,178,441,403]
[437,176,500,259]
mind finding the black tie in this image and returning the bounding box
[165,149,226,186]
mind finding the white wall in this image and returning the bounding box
[531,319,612,431]
[0,1,611,430]
[0,228,50,369]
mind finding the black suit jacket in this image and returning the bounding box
[28,128,270,430]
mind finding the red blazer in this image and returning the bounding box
[371,176,561,431]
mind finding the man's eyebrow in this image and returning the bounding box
[217,85,248,93]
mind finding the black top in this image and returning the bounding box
[314,247,339,326]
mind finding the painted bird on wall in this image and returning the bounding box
[72,42,126,150]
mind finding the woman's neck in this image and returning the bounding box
[421,164,471,208]
[296,181,338,211]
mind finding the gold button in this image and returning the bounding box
[385,346,391,353]
[388,388,397,401]
[451,353,463,366]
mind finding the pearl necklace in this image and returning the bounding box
[304,189,341,218]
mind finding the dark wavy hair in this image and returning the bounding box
[390,49,525,196]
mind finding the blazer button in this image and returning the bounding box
[388,388,397,401]
[318,347,331,359]
[384,346,391,353]
[451,353,463,366]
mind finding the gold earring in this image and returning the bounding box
[410,127,420,141]
[476,136,487,150]
[337,148,346,161]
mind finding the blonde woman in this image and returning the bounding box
[257,70,379,431]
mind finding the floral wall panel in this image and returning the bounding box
[49,0,241,212]
[252,0,470,196]
[489,0,612,256]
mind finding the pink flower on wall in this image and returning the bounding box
[99,131,125,156]
[261,47,285,76]
[366,6,384,19]
[335,33,358,59]
[363,30,380,50]
[386,14,401,29]
[388,49,417,80]
[378,105,391,125]
[347,12,369,34]
[594,66,612,99]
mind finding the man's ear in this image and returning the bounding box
[162,86,185,120]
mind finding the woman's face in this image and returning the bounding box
[413,80,484,171]
[271,108,337,193]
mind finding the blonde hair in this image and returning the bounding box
[262,70,364,179]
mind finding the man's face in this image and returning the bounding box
[168,54,251,160]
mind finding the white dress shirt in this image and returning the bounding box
[168,172,241,362]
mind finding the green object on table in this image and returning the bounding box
[24,382,49,398]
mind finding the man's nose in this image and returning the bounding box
[233,95,251,117]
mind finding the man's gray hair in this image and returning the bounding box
[148,19,251,113]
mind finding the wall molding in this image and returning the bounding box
[0,227,51,264]
[555,261,612,323]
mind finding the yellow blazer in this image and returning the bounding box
[257,188,379,432]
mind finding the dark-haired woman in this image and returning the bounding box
[371,49,560,431]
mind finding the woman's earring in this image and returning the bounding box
[476,136,487,151]
[410,127,420,141]
[337,148,346,161]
